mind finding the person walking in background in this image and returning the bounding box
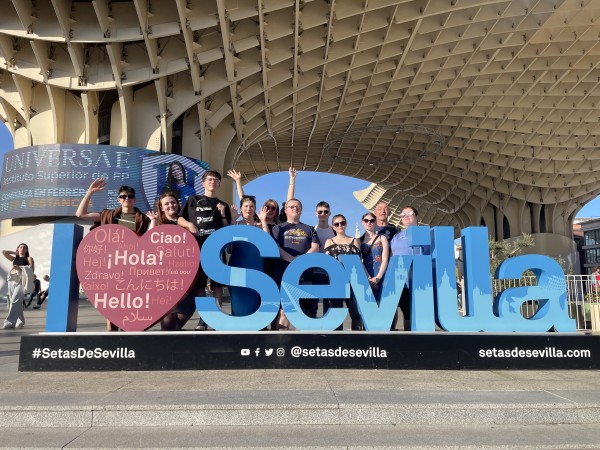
[33,275,50,309]
[76,179,151,330]
[23,274,41,308]
[592,267,600,291]
[323,214,363,330]
[360,212,389,302]
[2,244,34,329]
[178,170,232,331]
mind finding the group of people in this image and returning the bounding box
[5,166,422,332]
[2,244,50,329]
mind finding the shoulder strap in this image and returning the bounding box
[362,234,380,260]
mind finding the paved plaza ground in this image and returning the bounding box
[0,299,599,448]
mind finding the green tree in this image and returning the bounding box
[489,233,571,277]
[488,233,535,276]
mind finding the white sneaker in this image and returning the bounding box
[15,320,24,328]
[2,322,13,329]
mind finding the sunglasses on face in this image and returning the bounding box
[118,194,135,200]
[400,211,415,218]
[332,221,346,227]
[266,205,277,211]
[362,218,375,223]
[317,210,329,215]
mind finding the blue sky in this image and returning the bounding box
[0,121,598,228]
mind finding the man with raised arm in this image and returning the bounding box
[76,179,151,331]
[271,198,320,320]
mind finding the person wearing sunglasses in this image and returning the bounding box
[226,167,298,330]
[323,215,363,330]
[389,206,428,331]
[76,179,151,331]
[227,167,297,234]
[314,201,335,249]
[360,212,389,302]
[76,179,151,234]
[308,201,337,319]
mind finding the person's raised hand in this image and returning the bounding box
[227,169,242,182]
[88,178,107,193]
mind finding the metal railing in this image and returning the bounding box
[491,275,599,331]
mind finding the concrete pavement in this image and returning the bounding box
[0,299,599,448]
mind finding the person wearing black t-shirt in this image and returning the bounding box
[271,198,320,321]
[374,201,398,242]
[178,170,231,330]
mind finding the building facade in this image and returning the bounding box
[0,0,599,264]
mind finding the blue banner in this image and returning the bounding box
[0,144,208,219]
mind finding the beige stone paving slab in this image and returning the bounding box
[3,424,599,449]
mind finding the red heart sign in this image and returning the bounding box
[76,224,200,331]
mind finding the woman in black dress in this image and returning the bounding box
[323,215,363,330]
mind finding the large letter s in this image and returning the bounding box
[197,226,280,330]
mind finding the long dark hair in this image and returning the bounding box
[263,199,280,224]
[16,243,30,257]
[166,161,186,186]
[360,212,377,242]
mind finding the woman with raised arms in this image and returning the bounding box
[226,167,298,330]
